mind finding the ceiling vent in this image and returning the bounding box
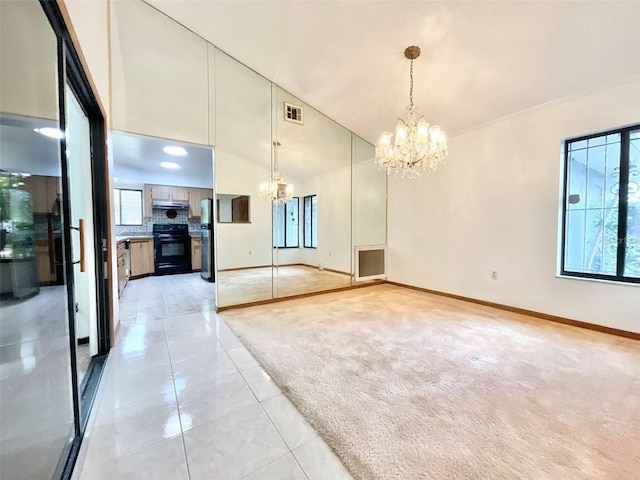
[284,102,303,125]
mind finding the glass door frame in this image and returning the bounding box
[39,1,111,477]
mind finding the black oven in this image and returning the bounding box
[153,224,192,275]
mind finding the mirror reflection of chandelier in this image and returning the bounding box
[260,141,294,204]
[375,45,448,179]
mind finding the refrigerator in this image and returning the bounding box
[200,198,215,282]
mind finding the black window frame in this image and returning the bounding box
[560,124,640,284]
[273,197,299,248]
[113,188,143,226]
[303,194,317,249]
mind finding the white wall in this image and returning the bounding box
[388,76,640,334]
[215,152,272,270]
[62,0,110,123]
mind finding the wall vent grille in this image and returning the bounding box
[284,102,303,125]
[355,245,387,282]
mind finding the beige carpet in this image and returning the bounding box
[220,284,640,480]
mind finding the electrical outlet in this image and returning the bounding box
[248,250,252,255]
[491,270,498,280]
[318,264,324,271]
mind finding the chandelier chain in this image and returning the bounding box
[409,60,414,107]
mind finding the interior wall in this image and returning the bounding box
[388,76,640,334]
[61,0,110,123]
[216,153,272,270]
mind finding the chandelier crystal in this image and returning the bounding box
[260,141,294,204]
[375,46,448,178]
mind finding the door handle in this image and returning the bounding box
[71,218,85,272]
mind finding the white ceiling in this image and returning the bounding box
[146,0,640,144]
[111,131,213,187]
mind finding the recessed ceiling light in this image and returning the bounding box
[160,162,181,169]
[34,127,64,139]
[163,146,188,156]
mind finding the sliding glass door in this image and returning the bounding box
[0,1,111,478]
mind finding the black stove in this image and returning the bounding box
[153,224,192,275]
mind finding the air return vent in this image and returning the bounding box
[355,245,387,282]
[284,102,304,125]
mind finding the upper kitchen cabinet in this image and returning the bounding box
[110,0,209,145]
[188,187,213,218]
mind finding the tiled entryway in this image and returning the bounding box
[73,273,352,479]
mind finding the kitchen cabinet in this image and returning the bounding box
[110,0,209,145]
[144,184,191,217]
[22,175,60,214]
[148,184,189,201]
[191,237,202,271]
[143,184,153,218]
[188,187,213,218]
[35,241,56,284]
[117,242,127,297]
[129,238,154,277]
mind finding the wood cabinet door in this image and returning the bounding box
[141,240,154,274]
[192,238,202,270]
[151,185,172,201]
[143,184,153,217]
[129,242,143,277]
[23,175,58,213]
[171,186,189,201]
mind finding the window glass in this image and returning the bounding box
[625,130,640,278]
[274,198,299,248]
[303,194,317,248]
[114,188,142,226]
[562,126,639,282]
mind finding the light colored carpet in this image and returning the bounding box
[220,284,640,480]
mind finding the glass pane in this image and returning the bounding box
[114,188,121,225]
[304,196,311,247]
[569,139,587,151]
[567,149,586,210]
[0,1,76,478]
[285,198,298,247]
[586,145,605,209]
[274,202,285,247]
[626,132,640,277]
[565,209,585,271]
[312,195,317,248]
[66,83,99,422]
[120,190,142,225]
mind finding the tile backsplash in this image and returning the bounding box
[116,209,201,235]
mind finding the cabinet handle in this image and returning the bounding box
[71,219,85,273]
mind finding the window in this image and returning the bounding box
[303,194,317,248]
[114,188,142,226]
[273,197,299,248]
[561,125,639,283]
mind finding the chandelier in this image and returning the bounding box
[260,141,294,204]
[375,46,448,178]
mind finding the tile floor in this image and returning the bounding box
[73,273,352,480]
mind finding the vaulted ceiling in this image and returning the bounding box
[146,0,640,145]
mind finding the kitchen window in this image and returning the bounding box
[561,125,639,283]
[274,197,299,248]
[304,194,317,248]
[114,188,143,226]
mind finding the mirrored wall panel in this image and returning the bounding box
[273,86,353,298]
[214,49,273,307]
[213,52,387,308]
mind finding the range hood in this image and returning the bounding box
[152,200,189,210]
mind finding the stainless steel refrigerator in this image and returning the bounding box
[200,198,215,282]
